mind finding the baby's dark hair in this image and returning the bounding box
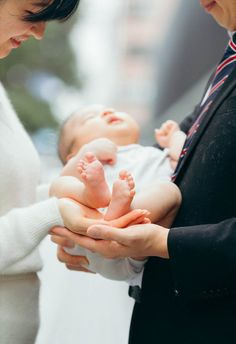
[23,0,80,22]
[58,110,79,164]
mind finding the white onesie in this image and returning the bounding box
[66,144,172,282]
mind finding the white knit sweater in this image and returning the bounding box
[0,83,64,343]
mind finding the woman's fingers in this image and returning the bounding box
[108,209,148,228]
[50,226,74,237]
[57,246,89,267]
[128,215,151,226]
[66,264,95,273]
[50,233,75,248]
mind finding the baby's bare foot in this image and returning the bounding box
[104,170,135,221]
[77,152,111,208]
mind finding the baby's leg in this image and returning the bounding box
[131,181,181,228]
[50,175,87,202]
[104,170,135,221]
[77,153,111,208]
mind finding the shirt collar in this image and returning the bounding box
[228,31,236,38]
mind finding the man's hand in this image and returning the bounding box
[87,223,170,259]
[51,223,170,260]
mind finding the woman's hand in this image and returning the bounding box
[58,198,100,234]
[57,246,94,273]
[58,197,150,235]
[51,223,170,260]
[51,234,94,273]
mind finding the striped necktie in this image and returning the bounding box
[172,34,236,182]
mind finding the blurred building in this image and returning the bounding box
[112,0,181,127]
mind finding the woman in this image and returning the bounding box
[52,1,236,343]
[0,1,139,343]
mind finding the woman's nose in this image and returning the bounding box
[30,22,46,40]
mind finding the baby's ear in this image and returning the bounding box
[65,153,75,162]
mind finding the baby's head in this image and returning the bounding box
[58,104,140,164]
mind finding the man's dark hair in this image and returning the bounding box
[23,0,80,22]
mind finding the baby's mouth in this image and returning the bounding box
[106,115,123,124]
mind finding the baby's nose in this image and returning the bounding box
[101,108,115,116]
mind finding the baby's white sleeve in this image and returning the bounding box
[65,245,146,283]
[126,258,147,287]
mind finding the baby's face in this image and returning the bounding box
[61,105,140,162]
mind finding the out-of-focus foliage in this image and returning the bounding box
[0,16,81,133]
[8,87,57,132]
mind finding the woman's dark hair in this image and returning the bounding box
[24,0,80,22]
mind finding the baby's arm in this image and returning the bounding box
[155,120,186,169]
[168,130,186,168]
[155,120,180,148]
[61,138,117,178]
[80,138,118,165]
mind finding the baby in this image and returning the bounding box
[50,104,185,282]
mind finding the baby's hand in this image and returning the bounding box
[80,138,117,165]
[155,120,180,148]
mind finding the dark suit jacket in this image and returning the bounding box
[129,67,236,344]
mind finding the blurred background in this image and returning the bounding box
[2,0,227,159]
[2,0,228,343]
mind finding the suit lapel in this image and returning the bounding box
[175,67,236,182]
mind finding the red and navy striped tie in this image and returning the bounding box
[172,34,236,182]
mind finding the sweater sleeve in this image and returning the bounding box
[36,183,50,201]
[0,197,64,271]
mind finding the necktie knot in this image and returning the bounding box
[222,33,236,60]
